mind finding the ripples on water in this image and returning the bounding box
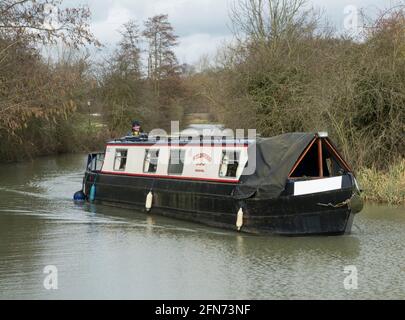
[0,154,404,299]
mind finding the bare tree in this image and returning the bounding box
[0,0,99,159]
[230,0,318,44]
[143,14,179,95]
[0,0,99,48]
[99,20,144,133]
[116,20,142,78]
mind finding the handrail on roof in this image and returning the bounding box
[110,134,254,145]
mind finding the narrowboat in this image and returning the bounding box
[75,128,363,236]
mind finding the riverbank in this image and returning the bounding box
[358,160,405,206]
[0,113,108,163]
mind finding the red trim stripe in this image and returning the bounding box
[100,171,240,184]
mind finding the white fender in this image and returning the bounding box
[236,208,244,231]
[146,191,153,212]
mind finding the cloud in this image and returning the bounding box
[84,0,233,63]
[174,33,234,64]
[140,0,232,37]
[83,0,231,36]
[70,0,391,64]
[91,4,134,47]
[311,0,394,29]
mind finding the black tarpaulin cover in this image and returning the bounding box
[233,132,316,200]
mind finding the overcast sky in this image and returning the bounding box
[71,0,396,64]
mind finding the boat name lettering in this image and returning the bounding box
[193,153,212,162]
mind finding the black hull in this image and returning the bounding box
[84,172,358,236]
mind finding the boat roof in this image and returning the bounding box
[108,123,253,146]
[107,135,255,146]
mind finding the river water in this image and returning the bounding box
[0,154,404,300]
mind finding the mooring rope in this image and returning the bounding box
[317,198,351,208]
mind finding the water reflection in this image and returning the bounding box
[0,154,404,299]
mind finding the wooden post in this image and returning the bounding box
[318,139,323,177]
[87,100,91,131]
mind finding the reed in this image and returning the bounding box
[357,159,405,205]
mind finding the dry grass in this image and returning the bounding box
[358,159,405,205]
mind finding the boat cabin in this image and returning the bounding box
[96,137,250,183]
[87,132,352,193]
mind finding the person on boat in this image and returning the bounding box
[131,120,143,137]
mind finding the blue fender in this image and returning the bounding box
[89,184,96,202]
[73,190,86,202]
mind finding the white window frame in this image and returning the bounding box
[143,149,160,174]
[219,150,240,178]
[113,149,128,171]
[168,149,186,176]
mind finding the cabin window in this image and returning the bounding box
[219,151,240,178]
[143,149,160,173]
[114,149,128,171]
[168,149,186,175]
[87,153,105,172]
